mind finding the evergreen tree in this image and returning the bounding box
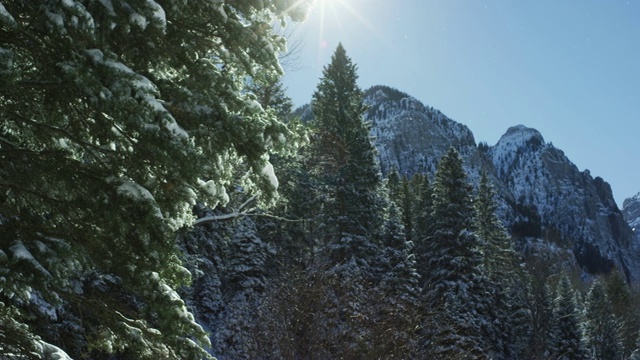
[474,171,516,278]
[421,147,493,359]
[474,171,531,358]
[0,1,309,358]
[527,281,555,358]
[309,43,385,268]
[400,176,415,243]
[412,172,433,286]
[386,169,414,243]
[247,77,294,121]
[423,147,479,288]
[583,279,623,359]
[386,166,402,204]
[213,217,274,359]
[606,269,639,357]
[552,275,587,360]
[372,204,421,356]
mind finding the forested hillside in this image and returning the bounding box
[2,1,640,359]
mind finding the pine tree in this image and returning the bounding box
[552,275,587,360]
[309,43,385,269]
[474,171,531,358]
[0,1,309,358]
[386,169,414,243]
[606,269,639,357]
[371,204,421,357]
[474,171,516,278]
[400,176,415,243]
[421,147,493,359]
[412,172,433,286]
[526,280,556,359]
[386,166,402,204]
[298,43,409,358]
[213,217,274,359]
[583,279,623,359]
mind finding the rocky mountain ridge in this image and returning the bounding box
[361,85,640,281]
[623,193,640,242]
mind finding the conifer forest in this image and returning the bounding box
[1,1,640,359]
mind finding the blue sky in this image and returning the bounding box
[282,0,640,207]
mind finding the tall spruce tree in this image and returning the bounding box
[421,147,493,359]
[583,279,623,359]
[552,275,587,360]
[386,168,414,243]
[606,269,639,357]
[527,280,556,358]
[474,171,531,358]
[0,1,309,358]
[309,43,384,268]
[412,172,433,286]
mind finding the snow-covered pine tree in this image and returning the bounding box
[212,217,274,359]
[400,175,415,243]
[474,171,532,357]
[526,281,555,359]
[386,168,415,244]
[421,147,493,359]
[583,279,623,359]
[411,172,433,287]
[308,43,385,269]
[386,166,402,205]
[289,43,394,358]
[605,269,639,357]
[552,275,588,360]
[370,203,421,357]
[0,1,310,357]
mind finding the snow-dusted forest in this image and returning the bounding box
[2,1,640,359]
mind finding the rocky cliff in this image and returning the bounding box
[362,85,640,281]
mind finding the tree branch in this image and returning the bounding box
[193,195,258,225]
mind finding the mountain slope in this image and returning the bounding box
[361,85,640,281]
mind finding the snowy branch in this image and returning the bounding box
[193,195,257,226]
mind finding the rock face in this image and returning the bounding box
[489,125,639,280]
[623,193,640,241]
[361,85,640,281]
[364,85,476,176]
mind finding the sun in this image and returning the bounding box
[312,0,389,50]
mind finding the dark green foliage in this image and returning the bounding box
[474,171,531,358]
[421,147,494,359]
[424,148,479,288]
[309,43,385,267]
[526,280,555,359]
[552,276,587,360]
[0,1,309,357]
[605,269,640,357]
[583,279,623,359]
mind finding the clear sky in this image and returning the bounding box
[282,0,640,207]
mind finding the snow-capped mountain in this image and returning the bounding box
[362,85,640,281]
[364,85,477,175]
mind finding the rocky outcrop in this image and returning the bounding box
[623,193,640,241]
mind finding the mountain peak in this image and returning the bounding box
[499,125,545,146]
[623,193,640,232]
[623,192,640,209]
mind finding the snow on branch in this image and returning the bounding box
[193,195,257,226]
